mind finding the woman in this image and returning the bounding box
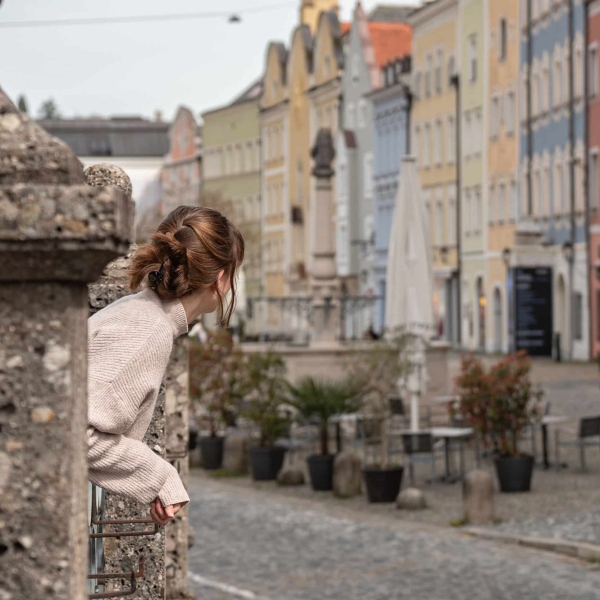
[87,206,244,526]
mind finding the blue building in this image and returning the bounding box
[519,0,588,360]
[367,56,411,334]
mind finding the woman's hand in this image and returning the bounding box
[149,498,184,526]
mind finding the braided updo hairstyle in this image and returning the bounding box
[128,206,245,326]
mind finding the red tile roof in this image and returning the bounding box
[368,22,412,69]
[341,21,351,36]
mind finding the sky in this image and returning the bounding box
[0,0,419,122]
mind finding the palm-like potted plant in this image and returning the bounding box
[189,329,244,470]
[242,351,291,481]
[286,376,363,491]
[347,333,413,502]
[454,351,543,492]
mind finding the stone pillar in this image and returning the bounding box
[165,337,194,600]
[86,165,167,599]
[310,128,339,345]
[0,91,132,599]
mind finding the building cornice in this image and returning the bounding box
[408,0,458,31]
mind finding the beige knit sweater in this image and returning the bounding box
[87,287,190,507]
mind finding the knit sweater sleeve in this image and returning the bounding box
[87,377,190,506]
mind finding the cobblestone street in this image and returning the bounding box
[187,474,600,600]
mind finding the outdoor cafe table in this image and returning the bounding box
[539,415,569,469]
[401,427,474,483]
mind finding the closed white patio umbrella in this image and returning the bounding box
[385,156,435,430]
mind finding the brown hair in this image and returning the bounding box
[129,206,245,326]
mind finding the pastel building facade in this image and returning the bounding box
[519,0,588,360]
[486,0,520,353]
[368,57,411,334]
[589,0,600,359]
[409,0,460,343]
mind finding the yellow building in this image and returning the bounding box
[409,0,459,344]
[459,0,487,351]
[260,0,342,304]
[486,0,519,353]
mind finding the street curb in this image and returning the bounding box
[464,527,600,561]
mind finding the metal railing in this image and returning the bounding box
[241,295,384,344]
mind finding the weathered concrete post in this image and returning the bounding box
[87,167,168,599]
[87,165,193,599]
[0,91,132,599]
[165,338,195,600]
[310,128,339,345]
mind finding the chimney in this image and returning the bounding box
[154,110,163,123]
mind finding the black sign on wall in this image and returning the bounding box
[514,267,553,356]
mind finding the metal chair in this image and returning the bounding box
[555,415,600,471]
[520,401,552,461]
[401,432,444,484]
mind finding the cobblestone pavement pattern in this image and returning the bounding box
[187,475,600,600]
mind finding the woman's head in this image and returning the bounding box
[129,206,245,325]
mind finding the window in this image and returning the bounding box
[414,125,421,163]
[499,18,507,62]
[414,71,422,98]
[562,154,569,215]
[489,184,496,224]
[574,292,583,341]
[474,109,482,155]
[464,111,472,158]
[447,191,456,244]
[575,36,584,98]
[447,115,456,163]
[542,65,550,113]
[468,34,478,83]
[589,44,599,99]
[590,150,599,211]
[554,53,564,107]
[435,119,443,166]
[324,54,331,78]
[464,188,472,235]
[436,200,444,245]
[510,179,518,221]
[425,54,433,97]
[435,49,443,94]
[505,90,515,134]
[424,122,431,167]
[474,188,482,233]
[498,182,506,223]
[364,153,373,197]
[491,95,500,138]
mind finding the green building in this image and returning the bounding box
[202,80,263,299]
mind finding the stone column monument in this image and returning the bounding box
[310,128,339,345]
[0,90,133,599]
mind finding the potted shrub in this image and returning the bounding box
[242,351,291,481]
[455,351,543,493]
[189,329,244,470]
[348,333,413,502]
[286,376,363,491]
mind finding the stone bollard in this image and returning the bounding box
[396,488,427,510]
[333,451,362,498]
[463,470,495,525]
[0,90,132,600]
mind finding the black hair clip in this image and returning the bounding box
[148,262,165,287]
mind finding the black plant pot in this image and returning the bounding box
[199,436,225,471]
[306,454,335,491]
[495,454,535,493]
[249,447,286,481]
[362,467,404,503]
